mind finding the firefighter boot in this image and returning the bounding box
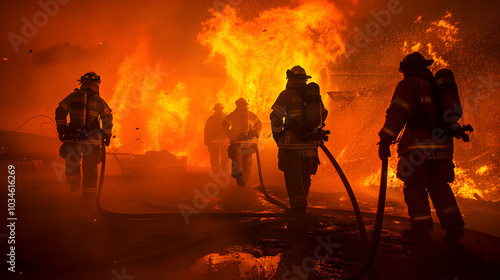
[235,174,245,186]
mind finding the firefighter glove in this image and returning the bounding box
[57,126,66,142]
[378,141,391,160]
[102,130,112,147]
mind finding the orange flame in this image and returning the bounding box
[109,44,191,156]
[427,11,459,48]
[198,0,347,121]
[109,45,149,149]
[362,157,400,189]
[403,11,459,70]
[451,163,485,200]
[143,82,190,153]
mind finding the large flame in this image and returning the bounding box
[109,44,192,156]
[198,0,347,121]
[108,0,349,162]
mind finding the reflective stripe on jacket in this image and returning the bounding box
[56,88,113,145]
[204,112,229,146]
[222,107,261,144]
[271,85,327,149]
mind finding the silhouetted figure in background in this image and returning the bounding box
[222,98,262,186]
[55,71,113,199]
[204,103,229,172]
[270,66,328,217]
[378,52,465,244]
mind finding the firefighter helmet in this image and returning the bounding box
[213,103,224,111]
[78,71,101,84]
[235,98,248,107]
[399,52,434,73]
[287,65,312,79]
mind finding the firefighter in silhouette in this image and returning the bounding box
[378,52,465,243]
[55,71,113,199]
[222,98,262,186]
[270,66,328,216]
[204,103,230,173]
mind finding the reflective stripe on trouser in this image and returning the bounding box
[399,158,464,231]
[403,184,434,232]
[82,145,101,199]
[428,182,465,230]
[60,144,82,185]
[60,143,101,198]
[228,144,255,181]
[278,149,319,210]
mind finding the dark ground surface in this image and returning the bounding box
[1,161,499,280]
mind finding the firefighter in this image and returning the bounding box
[55,71,113,199]
[204,103,230,173]
[378,52,465,243]
[222,98,262,186]
[270,66,328,217]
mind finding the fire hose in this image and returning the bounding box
[256,138,387,279]
[255,143,290,212]
[319,142,369,249]
[345,156,388,280]
[318,141,388,279]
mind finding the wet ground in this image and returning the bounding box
[1,161,500,280]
